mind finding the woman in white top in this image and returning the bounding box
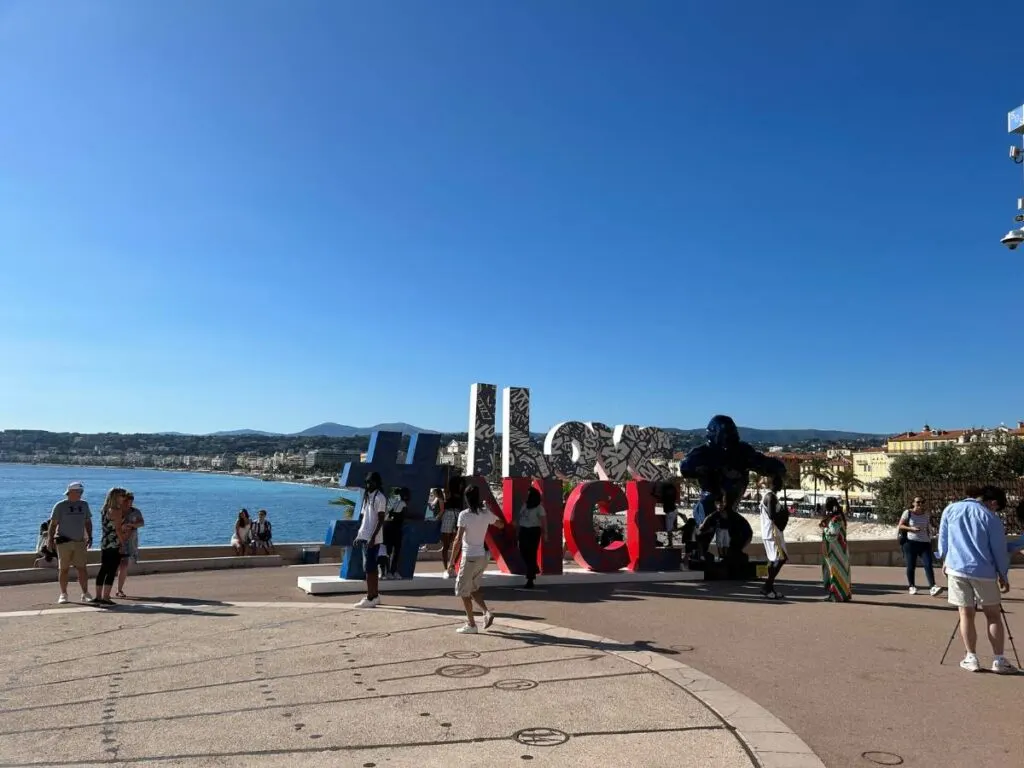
[231,509,251,555]
[515,487,547,588]
[448,484,504,634]
[899,496,941,596]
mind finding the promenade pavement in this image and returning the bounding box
[0,562,1020,768]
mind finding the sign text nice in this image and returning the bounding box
[466,384,679,573]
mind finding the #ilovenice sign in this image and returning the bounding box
[326,383,679,578]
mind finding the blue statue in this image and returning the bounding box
[679,415,786,564]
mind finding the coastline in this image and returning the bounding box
[0,461,339,489]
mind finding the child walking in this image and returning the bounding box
[448,484,504,634]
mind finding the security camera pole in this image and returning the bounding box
[1005,104,1024,249]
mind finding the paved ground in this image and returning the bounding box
[1,562,1021,768]
[0,601,806,767]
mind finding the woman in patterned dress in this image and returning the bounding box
[820,497,851,602]
[92,488,128,606]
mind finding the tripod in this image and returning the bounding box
[940,603,1020,667]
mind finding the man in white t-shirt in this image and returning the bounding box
[448,485,504,634]
[353,472,388,608]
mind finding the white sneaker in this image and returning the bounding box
[442,571,452,579]
[355,597,380,609]
[908,586,918,595]
[929,586,943,597]
[81,592,92,602]
[57,594,68,605]
[960,655,981,672]
[992,657,1018,675]
[456,624,478,634]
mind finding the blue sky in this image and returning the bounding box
[1,1,1021,436]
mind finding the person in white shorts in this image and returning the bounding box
[758,477,789,599]
[448,484,505,634]
[937,486,1015,674]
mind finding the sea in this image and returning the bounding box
[0,463,362,553]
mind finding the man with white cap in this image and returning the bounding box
[47,482,94,604]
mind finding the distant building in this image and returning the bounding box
[305,449,363,471]
[851,447,892,485]
[887,423,1024,454]
[212,454,237,470]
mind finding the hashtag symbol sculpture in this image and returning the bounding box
[326,430,448,580]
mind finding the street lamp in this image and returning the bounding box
[1002,104,1024,250]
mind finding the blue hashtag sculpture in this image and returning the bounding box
[325,431,446,580]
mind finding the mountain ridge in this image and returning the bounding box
[207,423,887,442]
[208,422,434,438]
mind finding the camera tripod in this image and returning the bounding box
[939,603,1020,667]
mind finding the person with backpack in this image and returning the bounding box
[898,496,941,596]
[758,476,789,599]
[353,472,388,609]
[448,484,504,633]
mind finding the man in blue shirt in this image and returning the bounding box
[937,486,1015,674]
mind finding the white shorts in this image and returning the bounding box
[763,529,788,563]
[947,574,1001,608]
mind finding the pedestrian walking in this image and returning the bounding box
[899,496,941,596]
[515,487,547,588]
[353,472,387,608]
[449,484,504,633]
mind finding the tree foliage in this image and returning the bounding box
[873,443,1024,526]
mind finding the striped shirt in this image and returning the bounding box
[899,510,931,542]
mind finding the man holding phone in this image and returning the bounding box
[937,486,1015,674]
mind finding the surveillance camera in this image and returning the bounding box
[1001,228,1024,250]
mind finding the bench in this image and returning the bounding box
[0,555,283,587]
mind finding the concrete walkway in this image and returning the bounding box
[2,563,1021,767]
[0,599,819,767]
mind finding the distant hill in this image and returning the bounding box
[202,423,882,442]
[665,427,886,444]
[208,429,282,437]
[292,422,436,437]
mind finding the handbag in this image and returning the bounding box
[897,511,908,545]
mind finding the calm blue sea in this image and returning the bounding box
[0,464,362,553]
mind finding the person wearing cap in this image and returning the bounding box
[47,482,94,605]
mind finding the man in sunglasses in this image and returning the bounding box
[937,485,1015,674]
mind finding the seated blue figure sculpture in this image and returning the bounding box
[679,415,785,567]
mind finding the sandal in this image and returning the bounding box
[116,591,127,599]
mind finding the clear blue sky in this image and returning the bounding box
[1,1,1021,436]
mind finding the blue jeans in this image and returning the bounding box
[902,540,935,588]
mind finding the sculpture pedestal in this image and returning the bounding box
[297,566,701,595]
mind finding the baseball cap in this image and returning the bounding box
[66,482,84,494]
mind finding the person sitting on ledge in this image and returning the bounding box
[252,509,274,554]
[695,498,753,565]
[34,520,58,569]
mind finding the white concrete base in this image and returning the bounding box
[296,566,702,595]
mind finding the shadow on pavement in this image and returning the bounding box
[124,595,233,607]
[99,604,234,618]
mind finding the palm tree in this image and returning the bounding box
[804,457,834,510]
[832,465,865,515]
